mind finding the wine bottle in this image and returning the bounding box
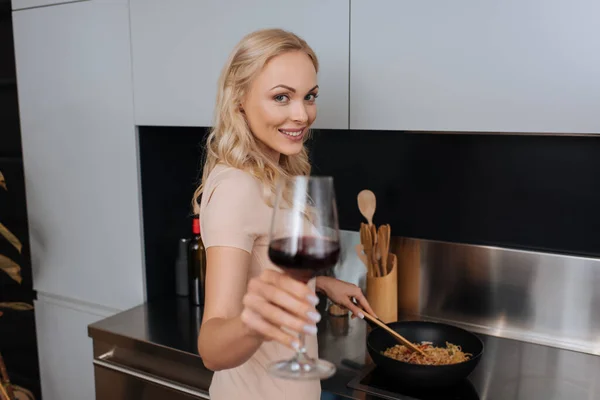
[188,215,206,306]
[174,238,190,297]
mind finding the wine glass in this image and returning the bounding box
[267,175,341,380]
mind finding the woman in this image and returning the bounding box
[193,28,375,400]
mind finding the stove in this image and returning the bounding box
[345,333,600,400]
[347,364,480,400]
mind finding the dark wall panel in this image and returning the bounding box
[138,126,600,300]
[309,130,600,257]
[138,127,209,300]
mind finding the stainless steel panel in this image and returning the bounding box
[416,239,600,355]
[332,231,600,356]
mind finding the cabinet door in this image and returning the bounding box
[12,0,145,310]
[35,296,111,400]
[11,0,90,11]
[350,0,600,133]
[130,0,349,129]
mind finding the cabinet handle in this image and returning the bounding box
[93,350,210,399]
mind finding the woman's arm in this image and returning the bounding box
[197,246,263,371]
[198,246,321,371]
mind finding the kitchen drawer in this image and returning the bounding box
[94,365,206,400]
[92,343,211,399]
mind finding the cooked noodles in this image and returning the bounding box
[383,341,472,365]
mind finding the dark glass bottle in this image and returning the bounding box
[188,215,206,306]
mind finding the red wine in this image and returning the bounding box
[269,236,340,282]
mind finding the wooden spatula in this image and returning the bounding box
[378,225,389,276]
[361,310,426,356]
[360,223,376,277]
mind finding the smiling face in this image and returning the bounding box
[242,50,318,161]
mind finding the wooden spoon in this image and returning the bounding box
[361,310,426,356]
[357,190,376,226]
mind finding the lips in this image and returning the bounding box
[278,127,306,141]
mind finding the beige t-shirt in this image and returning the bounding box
[199,164,321,400]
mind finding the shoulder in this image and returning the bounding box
[204,164,263,203]
[199,164,268,251]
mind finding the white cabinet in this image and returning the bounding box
[12,0,145,310]
[34,295,112,400]
[350,0,600,133]
[11,0,90,11]
[130,0,350,129]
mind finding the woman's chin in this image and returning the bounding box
[279,144,304,157]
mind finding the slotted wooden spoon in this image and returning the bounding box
[355,243,369,272]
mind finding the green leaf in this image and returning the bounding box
[0,255,22,284]
[0,223,22,254]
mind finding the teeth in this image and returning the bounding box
[280,129,303,137]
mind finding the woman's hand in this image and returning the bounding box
[240,269,321,351]
[316,276,376,319]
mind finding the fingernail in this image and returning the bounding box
[303,325,318,335]
[291,341,301,351]
[307,294,319,306]
[307,311,321,322]
[357,312,365,319]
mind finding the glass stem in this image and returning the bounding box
[295,333,309,363]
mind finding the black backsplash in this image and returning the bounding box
[139,126,600,300]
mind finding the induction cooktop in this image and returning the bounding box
[347,364,480,400]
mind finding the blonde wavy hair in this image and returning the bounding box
[192,28,319,213]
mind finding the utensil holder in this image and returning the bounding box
[366,253,398,324]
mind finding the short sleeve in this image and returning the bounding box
[199,169,262,253]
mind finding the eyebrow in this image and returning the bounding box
[270,84,319,93]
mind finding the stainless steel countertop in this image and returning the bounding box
[88,297,600,399]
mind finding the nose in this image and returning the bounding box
[290,101,308,124]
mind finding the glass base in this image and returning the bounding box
[268,357,336,380]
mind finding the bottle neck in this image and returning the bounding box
[192,218,200,235]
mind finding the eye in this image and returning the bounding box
[274,94,289,103]
[305,93,318,102]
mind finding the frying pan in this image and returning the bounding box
[366,320,484,387]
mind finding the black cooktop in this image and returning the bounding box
[346,333,600,400]
[348,364,479,400]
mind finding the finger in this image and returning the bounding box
[353,290,378,318]
[344,298,366,320]
[243,293,319,337]
[260,269,319,305]
[240,308,300,351]
[251,273,320,323]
